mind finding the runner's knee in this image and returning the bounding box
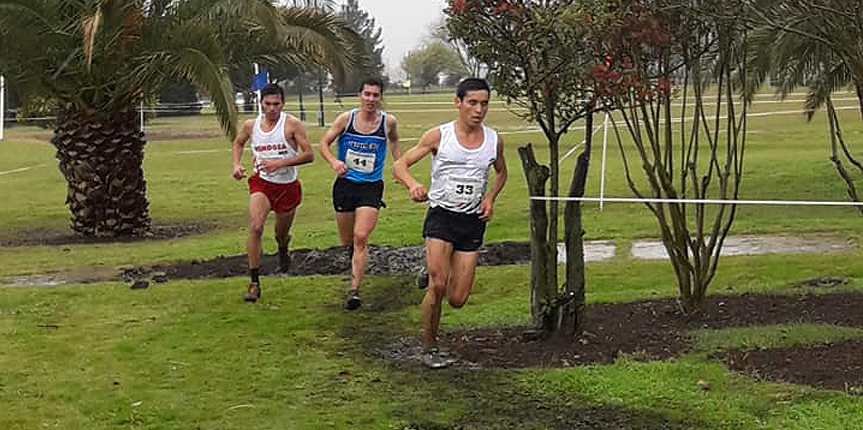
[448,294,469,308]
[352,230,370,250]
[249,220,265,237]
[428,271,448,292]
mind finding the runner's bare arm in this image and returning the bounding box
[480,134,508,221]
[231,120,254,180]
[284,116,314,166]
[387,114,402,161]
[317,112,350,176]
[393,127,441,202]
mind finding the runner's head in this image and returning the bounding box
[455,78,490,127]
[358,77,384,113]
[260,83,284,121]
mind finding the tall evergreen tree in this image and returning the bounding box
[338,0,386,92]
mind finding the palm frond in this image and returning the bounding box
[804,62,853,119]
[279,6,367,86]
[81,8,102,69]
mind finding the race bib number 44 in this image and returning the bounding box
[446,176,483,204]
[346,149,376,173]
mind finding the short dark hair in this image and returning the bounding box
[358,77,384,94]
[261,83,284,101]
[456,78,490,100]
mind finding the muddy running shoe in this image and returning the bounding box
[344,289,361,310]
[416,267,429,289]
[420,347,450,369]
[243,282,261,302]
[437,347,459,365]
[278,250,291,273]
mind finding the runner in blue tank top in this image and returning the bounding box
[319,77,402,310]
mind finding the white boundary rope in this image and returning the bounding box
[0,163,47,176]
[529,196,863,207]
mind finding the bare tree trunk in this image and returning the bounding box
[518,144,554,330]
[856,81,863,122]
[52,105,151,237]
[561,113,593,335]
[826,97,863,214]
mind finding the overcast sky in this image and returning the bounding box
[353,0,446,80]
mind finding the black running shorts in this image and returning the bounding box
[422,206,486,252]
[332,177,384,212]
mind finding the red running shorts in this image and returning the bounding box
[248,174,302,213]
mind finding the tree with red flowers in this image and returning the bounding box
[595,0,752,315]
[447,0,610,334]
[448,0,755,322]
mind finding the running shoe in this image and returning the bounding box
[344,289,361,310]
[420,347,450,369]
[416,267,429,289]
[244,282,261,302]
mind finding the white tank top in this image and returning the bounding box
[428,121,498,214]
[251,112,298,184]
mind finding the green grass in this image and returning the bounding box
[691,324,863,352]
[1,90,863,429]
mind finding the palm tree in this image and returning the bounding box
[746,0,863,212]
[0,0,363,237]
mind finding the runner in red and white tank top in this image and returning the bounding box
[250,111,299,184]
[231,83,314,302]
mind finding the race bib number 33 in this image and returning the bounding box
[346,149,376,173]
[446,176,483,204]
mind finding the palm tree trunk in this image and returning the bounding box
[51,105,151,237]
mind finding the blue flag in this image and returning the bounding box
[251,67,268,91]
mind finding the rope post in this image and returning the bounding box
[254,63,261,117]
[598,113,610,211]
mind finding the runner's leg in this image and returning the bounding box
[274,208,296,271]
[422,237,453,349]
[248,193,271,273]
[349,207,379,291]
[335,211,355,247]
[446,251,479,308]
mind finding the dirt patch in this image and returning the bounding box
[790,276,850,289]
[126,241,528,283]
[371,291,863,370]
[0,222,215,247]
[718,340,863,393]
[363,291,863,396]
[2,241,529,287]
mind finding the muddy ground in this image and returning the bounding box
[3,226,862,401]
[124,241,530,281]
[366,288,863,393]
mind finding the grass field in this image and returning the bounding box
[1,89,862,429]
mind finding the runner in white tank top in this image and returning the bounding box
[428,121,498,214]
[231,84,314,302]
[250,111,299,184]
[393,78,508,368]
